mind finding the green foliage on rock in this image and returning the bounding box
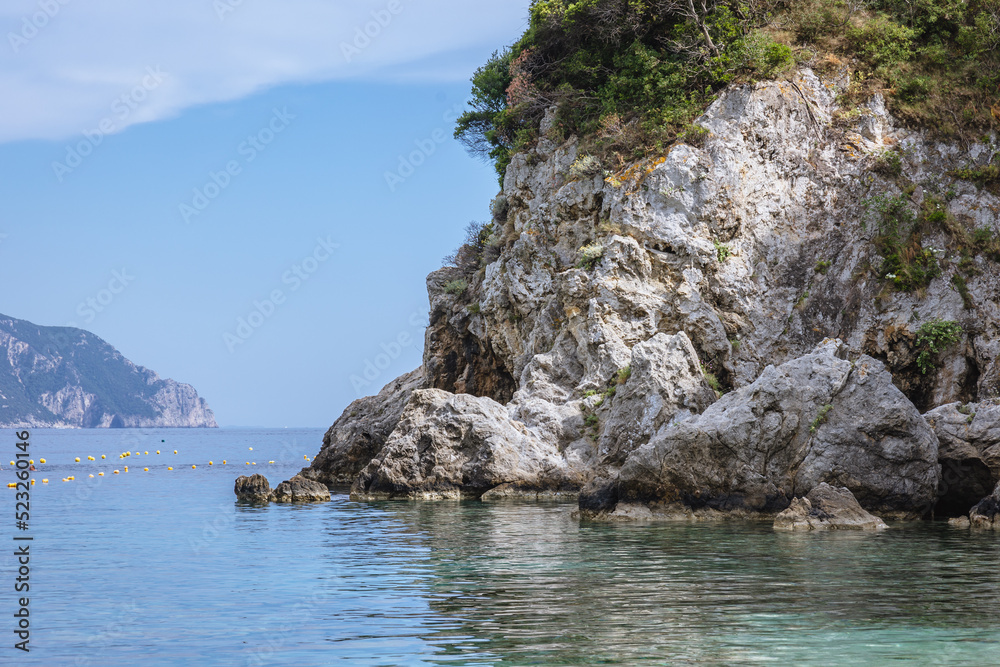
[455,0,1000,183]
[915,319,963,374]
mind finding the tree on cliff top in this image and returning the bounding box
[455,0,1000,184]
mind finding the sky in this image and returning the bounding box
[0,0,531,427]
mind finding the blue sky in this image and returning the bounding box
[0,0,531,426]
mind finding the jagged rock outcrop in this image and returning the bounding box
[299,67,1000,516]
[579,341,940,518]
[235,474,273,503]
[598,332,717,466]
[298,369,425,486]
[273,475,331,503]
[774,483,887,531]
[924,400,1000,516]
[0,313,216,428]
[969,483,1000,530]
[351,389,588,500]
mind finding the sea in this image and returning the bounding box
[1,428,999,666]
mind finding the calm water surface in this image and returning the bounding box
[1,428,998,665]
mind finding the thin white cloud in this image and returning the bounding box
[0,0,528,143]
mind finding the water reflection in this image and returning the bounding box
[362,500,1000,665]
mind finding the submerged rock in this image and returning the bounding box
[351,389,587,500]
[774,483,887,531]
[970,483,1000,530]
[581,341,940,518]
[234,474,274,503]
[273,475,331,503]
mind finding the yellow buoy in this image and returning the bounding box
[30,479,35,485]
[7,483,14,488]
[249,447,253,451]
[88,456,95,461]
[88,474,94,478]
[269,460,275,464]
[174,450,177,454]
[98,472,104,476]
[62,478,68,482]
[75,457,80,462]
[222,460,226,464]
[67,476,74,480]
[145,451,149,455]
[144,468,149,472]
[246,462,250,465]
[168,467,173,471]
[252,462,256,465]
[114,470,120,474]
[192,465,196,469]
[209,461,213,465]
[29,459,34,464]
[156,450,160,454]
[101,455,106,459]
[8,461,13,466]
[39,458,46,464]
[42,479,48,483]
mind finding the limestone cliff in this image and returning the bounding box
[295,68,1000,518]
[0,314,217,428]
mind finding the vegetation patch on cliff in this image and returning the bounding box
[455,0,1000,183]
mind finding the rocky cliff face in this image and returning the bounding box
[295,68,1000,518]
[0,314,217,428]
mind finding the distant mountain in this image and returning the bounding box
[0,314,217,428]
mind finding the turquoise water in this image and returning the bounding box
[2,428,999,666]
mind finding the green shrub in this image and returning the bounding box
[713,240,731,262]
[814,259,832,274]
[577,242,605,270]
[915,319,963,374]
[443,279,468,296]
[847,15,916,71]
[568,154,602,179]
[810,404,833,433]
[616,365,632,384]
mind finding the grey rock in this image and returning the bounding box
[351,389,587,500]
[299,369,425,486]
[924,401,1000,515]
[970,483,1000,530]
[599,331,717,465]
[584,341,940,517]
[273,475,331,503]
[774,483,888,531]
[234,474,273,503]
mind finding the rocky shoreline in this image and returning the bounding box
[251,68,999,531]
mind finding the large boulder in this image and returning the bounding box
[299,369,425,486]
[234,474,274,503]
[598,332,717,465]
[773,483,887,531]
[924,400,1000,516]
[970,483,1000,530]
[581,340,940,518]
[273,475,331,503]
[351,389,587,500]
